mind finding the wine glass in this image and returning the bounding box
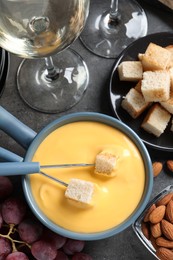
[80,0,148,58]
[0,0,90,113]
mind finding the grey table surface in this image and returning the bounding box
[1,0,173,259]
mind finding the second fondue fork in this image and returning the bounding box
[0,162,95,176]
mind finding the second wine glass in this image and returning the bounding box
[80,0,148,58]
[0,0,90,113]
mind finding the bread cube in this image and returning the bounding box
[134,80,142,93]
[169,67,173,91]
[121,88,150,119]
[118,61,143,81]
[65,178,94,205]
[138,53,144,61]
[160,90,173,114]
[141,43,171,71]
[141,104,171,137]
[95,152,116,176]
[165,45,173,68]
[141,70,170,102]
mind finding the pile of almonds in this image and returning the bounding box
[142,192,173,260]
[141,159,173,259]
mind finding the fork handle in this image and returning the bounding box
[0,162,40,176]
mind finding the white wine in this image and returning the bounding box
[0,0,89,58]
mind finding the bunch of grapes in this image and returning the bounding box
[0,176,92,260]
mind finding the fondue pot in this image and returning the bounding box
[0,106,153,240]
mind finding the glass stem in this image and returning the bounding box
[44,56,59,81]
[109,0,121,23]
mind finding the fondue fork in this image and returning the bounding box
[0,148,95,188]
[39,171,68,187]
[0,162,95,187]
[0,162,94,176]
[41,163,94,169]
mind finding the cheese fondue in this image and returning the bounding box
[30,121,145,233]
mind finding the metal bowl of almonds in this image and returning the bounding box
[133,185,173,260]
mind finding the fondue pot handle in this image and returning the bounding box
[0,106,37,149]
[0,147,23,162]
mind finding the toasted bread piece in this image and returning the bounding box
[134,80,142,93]
[138,53,144,61]
[121,88,150,119]
[141,70,170,102]
[118,61,143,81]
[165,45,173,68]
[65,178,94,206]
[95,151,116,176]
[141,43,171,71]
[141,104,171,137]
[169,67,173,91]
[160,90,173,114]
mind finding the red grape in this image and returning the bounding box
[0,177,13,200]
[1,197,26,225]
[63,239,85,255]
[0,179,91,260]
[54,250,69,260]
[6,251,29,260]
[72,252,93,260]
[31,240,57,260]
[42,228,67,249]
[18,218,43,244]
[0,237,12,260]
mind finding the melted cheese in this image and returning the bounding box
[30,121,145,233]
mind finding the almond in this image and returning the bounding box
[161,219,173,240]
[157,193,173,206]
[141,221,150,239]
[152,161,163,177]
[156,247,173,260]
[149,205,166,224]
[144,204,156,222]
[150,235,158,250]
[156,237,173,248]
[166,199,173,223]
[150,222,162,238]
[167,160,173,172]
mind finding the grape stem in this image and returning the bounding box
[0,223,31,252]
